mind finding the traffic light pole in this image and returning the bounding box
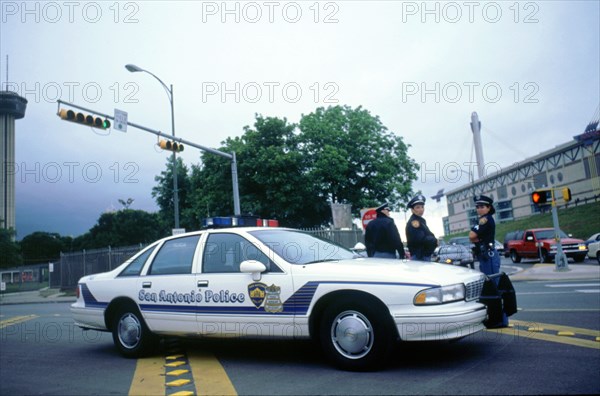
[57,100,241,217]
[550,190,569,272]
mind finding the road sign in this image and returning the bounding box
[114,109,128,132]
[360,208,377,230]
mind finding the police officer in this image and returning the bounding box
[365,202,406,259]
[469,194,508,327]
[405,194,437,261]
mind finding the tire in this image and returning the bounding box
[596,254,600,265]
[111,304,156,358]
[510,250,521,263]
[319,299,394,371]
[540,250,550,263]
[573,255,586,263]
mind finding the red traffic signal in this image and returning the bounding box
[158,139,184,152]
[58,108,110,129]
[531,189,552,205]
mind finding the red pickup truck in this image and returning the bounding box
[506,228,588,263]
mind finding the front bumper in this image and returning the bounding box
[393,304,487,341]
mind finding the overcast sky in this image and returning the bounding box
[1,0,599,240]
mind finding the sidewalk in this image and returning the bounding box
[1,264,599,305]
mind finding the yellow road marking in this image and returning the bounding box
[188,350,237,396]
[167,369,190,376]
[167,379,191,387]
[487,320,600,349]
[0,315,38,329]
[129,356,165,395]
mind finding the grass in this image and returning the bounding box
[446,201,600,242]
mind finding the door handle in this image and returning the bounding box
[142,282,152,288]
[197,280,209,288]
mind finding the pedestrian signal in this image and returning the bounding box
[158,139,184,152]
[562,187,572,202]
[58,108,111,129]
[531,189,552,206]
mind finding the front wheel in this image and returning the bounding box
[510,250,521,263]
[112,304,156,358]
[319,299,393,371]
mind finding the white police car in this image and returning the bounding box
[71,219,487,371]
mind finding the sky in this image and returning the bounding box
[1,0,599,241]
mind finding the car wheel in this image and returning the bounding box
[510,250,521,263]
[112,304,156,358]
[597,254,600,265]
[573,255,586,263]
[319,299,393,371]
[540,249,550,263]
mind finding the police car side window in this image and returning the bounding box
[148,235,200,275]
[118,245,157,277]
[203,233,279,273]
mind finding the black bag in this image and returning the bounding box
[498,273,517,316]
[478,278,503,328]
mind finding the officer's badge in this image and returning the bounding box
[264,284,283,313]
[411,220,420,228]
[248,282,267,308]
[479,217,488,225]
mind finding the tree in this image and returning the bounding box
[152,106,419,228]
[20,231,67,264]
[0,228,22,268]
[72,210,166,250]
[299,105,418,212]
[151,157,192,229]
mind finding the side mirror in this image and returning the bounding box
[240,260,267,281]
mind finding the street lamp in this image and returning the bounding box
[125,64,180,229]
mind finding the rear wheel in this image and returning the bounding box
[510,250,521,263]
[319,299,394,371]
[111,304,156,358]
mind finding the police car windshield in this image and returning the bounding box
[249,229,357,265]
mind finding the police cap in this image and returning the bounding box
[474,195,493,206]
[408,194,426,208]
[375,202,392,213]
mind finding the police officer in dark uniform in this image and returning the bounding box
[365,203,406,259]
[469,194,508,326]
[405,194,437,261]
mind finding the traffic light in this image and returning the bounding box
[158,139,184,152]
[562,187,572,202]
[531,189,552,206]
[58,108,111,129]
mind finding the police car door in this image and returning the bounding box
[196,231,295,338]
[137,233,203,334]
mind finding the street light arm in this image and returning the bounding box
[125,64,172,102]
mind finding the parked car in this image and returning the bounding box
[70,222,488,371]
[503,230,524,257]
[506,228,588,263]
[587,239,600,264]
[433,244,475,269]
[448,236,476,260]
[584,232,600,248]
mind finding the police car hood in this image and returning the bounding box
[293,258,482,286]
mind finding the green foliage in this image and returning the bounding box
[19,231,69,263]
[0,228,22,268]
[153,106,420,228]
[152,157,191,229]
[71,209,167,250]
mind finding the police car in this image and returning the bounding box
[71,217,488,371]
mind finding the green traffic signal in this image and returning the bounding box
[58,108,110,130]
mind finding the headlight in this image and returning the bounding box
[414,283,465,305]
[578,244,587,251]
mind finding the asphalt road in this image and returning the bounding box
[1,275,598,395]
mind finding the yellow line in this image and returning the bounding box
[0,315,38,329]
[188,350,237,396]
[487,320,600,350]
[129,356,165,395]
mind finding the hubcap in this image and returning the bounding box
[118,313,141,349]
[331,310,373,359]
